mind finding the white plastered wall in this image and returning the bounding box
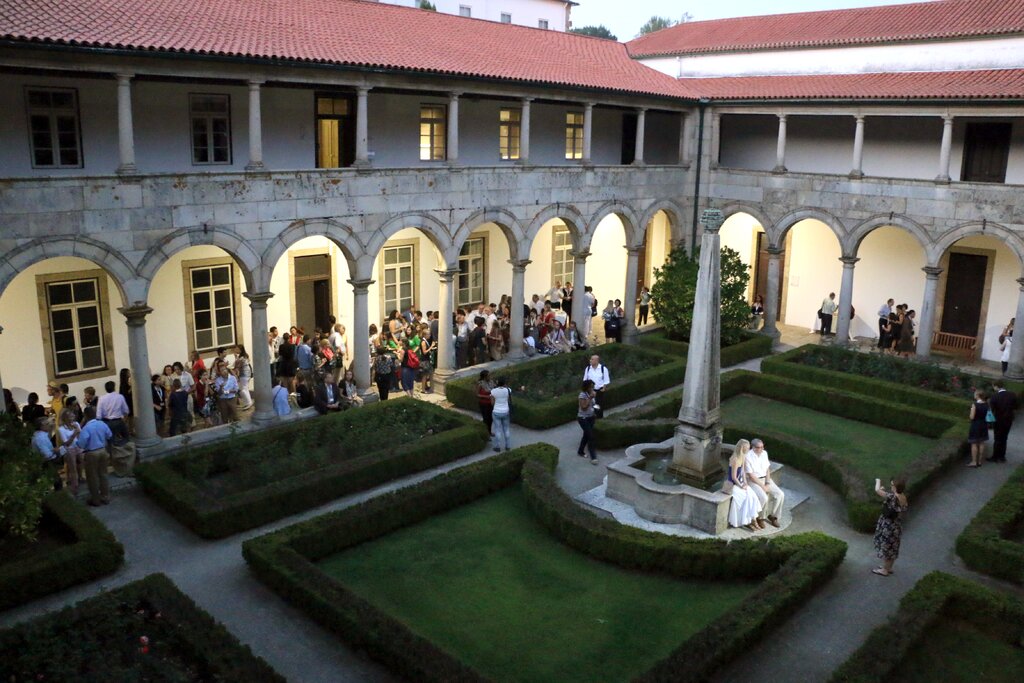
[950,235,1019,362]
[781,220,843,329]
[849,227,927,340]
[720,212,764,302]
[585,215,628,308]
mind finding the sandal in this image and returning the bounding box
[871,568,890,577]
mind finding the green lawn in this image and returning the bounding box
[319,486,754,683]
[721,394,936,485]
[890,619,1024,682]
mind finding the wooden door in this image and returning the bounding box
[940,252,987,337]
[313,280,331,333]
[961,122,1012,183]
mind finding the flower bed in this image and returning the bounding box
[0,492,124,611]
[831,572,1024,682]
[0,573,283,681]
[243,444,846,683]
[638,329,773,367]
[135,398,488,538]
[445,343,685,429]
[954,463,1024,584]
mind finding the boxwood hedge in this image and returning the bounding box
[135,398,488,538]
[955,463,1024,584]
[244,443,846,683]
[0,491,124,611]
[638,329,774,368]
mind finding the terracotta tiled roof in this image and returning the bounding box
[0,0,690,98]
[682,69,1024,101]
[628,0,1024,57]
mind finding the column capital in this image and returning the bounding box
[119,304,153,326]
[636,106,648,114]
[583,102,595,111]
[766,246,785,257]
[922,266,944,279]
[626,245,645,255]
[839,256,860,266]
[248,79,265,88]
[1017,276,1024,290]
[356,85,372,95]
[777,113,787,122]
[521,96,534,104]
[508,259,532,271]
[243,290,274,307]
[347,278,375,293]
[435,268,461,282]
[571,250,591,263]
[115,72,134,83]
[448,91,462,100]
[942,114,955,124]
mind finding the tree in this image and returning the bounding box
[570,25,618,41]
[649,245,751,347]
[0,414,53,541]
[637,13,693,36]
[417,1,437,10]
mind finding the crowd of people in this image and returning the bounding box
[875,298,917,357]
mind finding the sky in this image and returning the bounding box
[570,0,932,41]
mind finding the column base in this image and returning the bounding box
[505,348,526,361]
[934,175,951,184]
[359,388,381,405]
[848,170,864,179]
[353,159,372,168]
[622,326,639,345]
[134,436,166,459]
[578,160,594,167]
[771,165,788,174]
[116,164,138,176]
[245,161,266,172]
[250,410,279,428]
[631,160,646,167]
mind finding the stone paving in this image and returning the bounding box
[3,351,1024,683]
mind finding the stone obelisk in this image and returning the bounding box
[669,209,724,487]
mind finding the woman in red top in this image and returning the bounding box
[189,349,206,382]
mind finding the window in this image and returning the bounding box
[43,278,106,376]
[499,108,521,160]
[188,263,237,352]
[459,5,471,17]
[538,19,549,29]
[419,105,447,161]
[316,94,355,168]
[551,226,573,286]
[501,13,512,23]
[961,121,1012,183]
[381,242,417,318]
[25,88,82,168]
[565,112,584,160]
[458,237,486,307]
[190,94,231,165]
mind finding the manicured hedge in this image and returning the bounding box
[135,398,489,538]
[831,571,1024,682]
[955,463,1024,584]
[0,573,283,682]
[0,491,124,611]
[638,329,774,368]
[445,343,686,429]
[244,443,846,683]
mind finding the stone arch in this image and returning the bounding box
[583,201,640,251]
[452,208,528,263]
[928,221,1024,268]
[845,214,931,258]
[524,203,586,254]
[717,202,775,237]
[639,199,686,248]
[0,236,134,303]
[258,219,361,290]
[364,212,453,265]
[137,226,261,298]
[771,208,845,249]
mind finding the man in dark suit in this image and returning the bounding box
[314,373,342,415]
[988,380,1017,462]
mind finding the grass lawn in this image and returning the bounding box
[319,486,754,683]
[721,394,936,486]
[890,619,1024,682]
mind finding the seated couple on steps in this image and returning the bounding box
[724,438,785,532]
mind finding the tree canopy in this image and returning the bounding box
[570,25,618,41]
[637,13,693,36]
[417,1,437,10]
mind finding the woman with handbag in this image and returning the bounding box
[967,389,991,467]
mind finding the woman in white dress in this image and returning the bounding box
[725,440,764,531]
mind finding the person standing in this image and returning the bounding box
[745,438,785,528]
[988,380,1017,463]
[583,355,610,418]
[277,333,297,392]
[547,281,564,311]
[56,409,83,496]
[271,376,291,417]
[151,375,166,435]
[489,377,514,453]
[476,370,495,439]
[819,292,838,336]
[872,478,908,576]
[638,286,652,326]
[168,379,190,436]
[213,365,239,424]
[96,381,130,444]
[562,282,574,324]
[967,389,990,467]
[577,379,599,465]
[234,345,253,410]
[1000,334,1012,375]
[877,298,894,350]
[897,310,916,357]
[31,417,62,491]
[118,368,134,434]
[78,407,113,506]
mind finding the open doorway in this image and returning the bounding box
[293,253,332,333]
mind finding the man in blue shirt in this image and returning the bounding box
[296,335,314,374]
[213,365,240,424]
[30,416,63,491]
[78,407,113,506]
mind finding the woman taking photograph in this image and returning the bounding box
[725,440,763,531]
[872,478,908,576]
[967,389,990,467]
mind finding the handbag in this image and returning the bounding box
[986,408,996,424]
[817,308,824,320]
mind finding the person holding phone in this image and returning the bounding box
[872,478,908,577]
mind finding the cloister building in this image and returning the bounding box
[1,0,1023,456]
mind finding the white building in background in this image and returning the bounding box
[371,0,574,30]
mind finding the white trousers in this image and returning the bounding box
[751,481,785,519]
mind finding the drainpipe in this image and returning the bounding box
[690,99,709,253]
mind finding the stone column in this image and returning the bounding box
[435,269,459,376]
[633,108,647,166]
[622,246,642,344]
[447,92,460,164]
[581,102,594,165]
[678,112,689,165]
[245,291,276,426]
[936,115,954,183]
[709,111,722,169]
[850,115,865,178]
[518,97,532,165]
[835,256,859,344]
[915,266,943,358]
[1006,277,1024,379]
[773,114,788,174]
[571,250,590,327]
[507,260,530,359]
[762,247,784,339]
[355,86,371,167]
[246,80,265,171]
[115,73,137,175]
[349,278,373,394]
[119,305,162,455]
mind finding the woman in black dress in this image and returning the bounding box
[967,389,989,467]
[872,478,908,576]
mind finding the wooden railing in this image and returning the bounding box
[932,331,978,360]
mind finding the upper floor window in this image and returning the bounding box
[538,19,549,29]
[420,105,447,161]
[501,13,512,23]
[190,94,232,165]
[499,108,521,160]
[457,237,486,307]
[459,5,472,17]
[26,88,82,168]
[565,112,584,160]
[961,121,1012,183]
[316,94,355,168]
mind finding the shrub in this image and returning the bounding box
[955,463,1024,584]
[0,491,124,611]
[135,398,489,538]
[650,245,751,346]
[445,343,685,429]
[638,329,773,367]
[0,414,53,541]
[0,573,283,682]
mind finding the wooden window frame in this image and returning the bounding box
[189,93,232,165]
[35,269,116,382]
[314,92,356,169]
[550,225,573,286]
[565,111,584,160]
[499,108,521,161]
[419,104,447,162]
[181,257,243,355]
[25,86,84,169]
[378,239,419,321]
[457,234,488,308]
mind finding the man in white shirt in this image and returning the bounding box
[745,438,785,527]
[96,380,131,444]
[582,354,610,418]
[484,305,498,335]
[819,292,838,336]
[547,282,563,310]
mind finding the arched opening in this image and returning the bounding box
[370,227,446,331]
[850,226,927,341]
[523,216,584,344]
[453,221,513,317]
[266,236,354,344]
[637,209,674,326]
[720,212,768,307]
[779,219,844,332]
